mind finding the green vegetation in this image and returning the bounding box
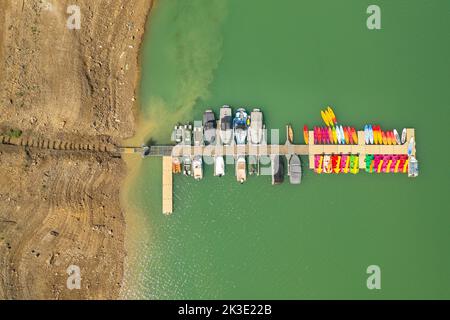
[4,129,23,138]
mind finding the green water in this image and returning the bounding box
[123,0,450,299]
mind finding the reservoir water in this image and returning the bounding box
[121,0,450,299]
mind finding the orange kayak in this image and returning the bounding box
[351,127,358,144]
[382,131,387,145]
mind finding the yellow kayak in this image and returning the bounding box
[403,159,409,173]
[321,110,330,127]
[386,159,392,172]
[377,160,383,173]
[394,159,400,173]
[332,127,338,144]
[326,106,337,125]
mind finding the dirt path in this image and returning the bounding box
[0,0,153,299]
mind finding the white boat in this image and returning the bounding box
[339,125,345,144]
[219,105,233,145]
[236,156,246,183]
[408,156,419,177]
[193,121,204,146]
[233,108,249,145]
[183,156,192,176]
[192,156,203,180]
[214,156,225,177]
[289,154,301,184]
[249,108,264,144]
[183,123,192,145]
[401,128,407,144]
[171,124,184,144]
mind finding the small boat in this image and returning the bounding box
[183,156,192,176]
[287,125,294,144]
[289,154,301,184]
[193,121,204,146]
[183,123,192,145]
[339,125,345,144]
[344,126,350,144]
[317,127,322,144]
[303,125,309,144]
[393,129,401,145]
[368,125,374,145]
[271,155,285,184]
[323,155,332,173]
[171,124,184,144]
[192,156,203,180]
[214,156,225,177]
[407,137,415,156]
[248,155,258,176]
[331,154,340,173]
[401,128,407,144]
[233,108,249,145]
[364,125,369,144]
[236,156,247,183]
[372,125,378,145]
[315,155,323,174]
[336,125,341,144]
[332,127,337,144]
[219,105,233,145]
[381,131,387,145]
[351,127,358,144]
[313,127,318,144]
[321,110,331,127]
[172,157,181,174]
[327,106,337,125]
[249,108,264,144]
[203,110,217,145]
[408,156,419,177]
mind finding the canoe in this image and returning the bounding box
[393,129,401,145]
[326,106,337,124]
[368,125,374,145]
[401,128,407,144]
[287,125,294,144]
[303,125,309,144]
[321,110,330,127]
[364,125,369,144]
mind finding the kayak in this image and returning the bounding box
[386,131,392,145]
[332,127,337,144]
[407,137,415,156]
[368,125,374,145]
[332,155,340,173]
[393,129,401,145]
[336,125,341,144]
[339,125,345,144]
[351,127,358,144]
[321,110,330,127]
[401,128,407,144]
[326,106,337,125]
[317,126,322,144]
[313,127,317,144]
[347,127,353,144]
[381,131,387,145]
[303,125,309,144]
[323,155,332,173]
[364,125,369,144]
[372,125,378,145]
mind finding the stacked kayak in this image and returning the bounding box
[314,154,359,174]
[364,125,407,145]
[364,154,409,173]
[313,125,358,145]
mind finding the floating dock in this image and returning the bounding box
[138,128,416,214]
[162,156,173,215]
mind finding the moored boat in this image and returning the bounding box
[192,156,203,180]
[203,109,217,145]
[183,156,192,176]
[233,108,249,145]
[393,129,401,145]
[193,121,204,146]
[214,156,225,177]
[287,125,294,144]
[249,108,264,144]
[271,155,285,184]
[219,105,233,145]
[303,125,309,144]
[289,154,301,184]
[236,156,247,183]
[401,128,407,144]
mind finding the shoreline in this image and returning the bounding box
[0,0,153,299]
